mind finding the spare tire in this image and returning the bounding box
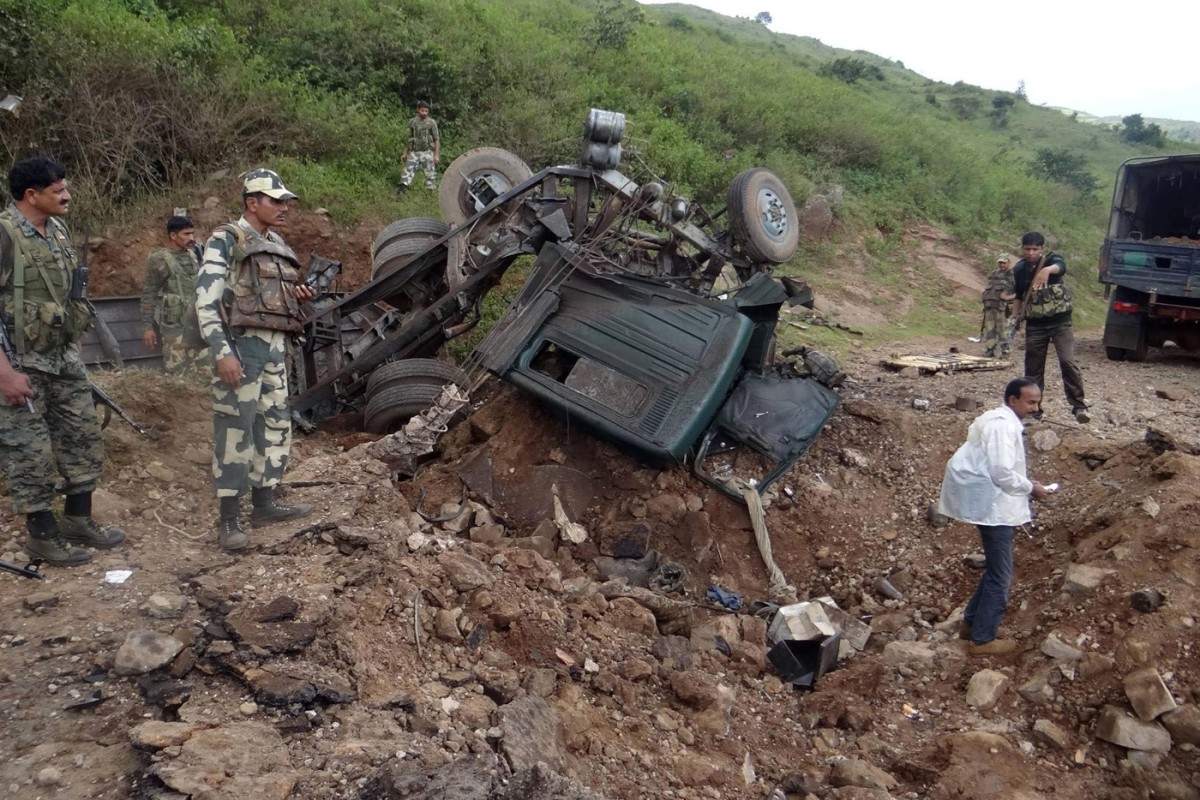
[366,358,469,398]
[439,147,533,226]
[726,168,799,264]
[372,217,451,260]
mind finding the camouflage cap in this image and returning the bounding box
[997,252,1013,263]
[242,168,297,201]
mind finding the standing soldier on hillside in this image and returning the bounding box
[1011,231,1090,423]
[396,101,441,193]
[980,252,1015,358]
[0,156,125,566]
[141,215,206,373]
[195,169,315,551]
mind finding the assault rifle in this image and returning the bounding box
[91,382,151,436]
[1,559,45,580]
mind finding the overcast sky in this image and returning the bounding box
[638,1,1199,121]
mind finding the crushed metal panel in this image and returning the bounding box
[880,353,1011,374]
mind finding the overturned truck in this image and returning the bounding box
[292,109,839,498]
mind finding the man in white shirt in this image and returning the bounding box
[938,377,1049,655]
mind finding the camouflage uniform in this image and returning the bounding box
[140,245,206,373]
[399,115,440,190]
[195,217,295,499]
[981,266,1015,357]
[0,205,104,514]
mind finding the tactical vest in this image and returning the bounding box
[410,116,437,151]
[1020,252,1073,321]
[220,224,305,334]
[0,212,93,354]
[981,270,1013,309]
[153,247,199,327]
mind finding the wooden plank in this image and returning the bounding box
[879,353,1011,374]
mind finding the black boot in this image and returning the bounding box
[249,487,312,528]
[217,496,249,551]
[24,511,91,567]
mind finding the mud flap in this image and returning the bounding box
[693,373,839,502]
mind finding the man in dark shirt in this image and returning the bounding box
[1011,231,1089,423]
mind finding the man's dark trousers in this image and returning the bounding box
[1024,320,1086,411]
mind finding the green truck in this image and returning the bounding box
[1099,154,1200,360]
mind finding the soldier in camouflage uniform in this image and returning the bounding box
[981,252,1016,358]
[195,168,315,551]
[396,101,441,192]
[140,215,206,373]
[0,157,125,567]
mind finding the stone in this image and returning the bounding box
[438,551,495,592]
[1017,670,1057,705]
[1040,633,1083,661]
[882,641,936,670]
[869,611,910,634]
[1161,705,1200,746]
[607,597,659,638]
[798,194,833,240]
[36,767,62,786]
[1079,653,1115,680]
[455,694,498,729]
[225,617,317,654]
[469,523,505,545]
[1030,429,1061,452]
[406,531,429,552]
[239,702,258,716]
[252,597,300,623]
[524,668,558,698]
[147,593,189,620]
[1140,497,1161,519]
[645,493,687,525]
[593,553,658,588]
[828,758,898,791]
[1124,667,1178,721]
[668,670,721,710]
[966,669,1009,711]
[435,609,463,643]
[114,630,185,676]
[649,635,692,670]
[153,722,299,800]
[243,669,317,708]
[963,552,987,569]
[132,721,198,750]
[22,591,59,610]
[1094,705,1172,753]
[912,398,931,411]
[692,615,742,651]
[840,448,869,469]
[1032,719,1070,750]
[614,657,654,682]
[1062,564,1114,596]
[497,696,565,772]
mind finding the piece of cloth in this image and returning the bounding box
[0,349,103,513]
[1024,320,1087,411]
[706,585,744,612]
[399,151,438,190]
[210,333,291,498]
[1012,252,1070,329]
[963,524,1015,644]
[196,218,297,499]
[937,404,1033,526]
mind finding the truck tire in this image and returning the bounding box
[363,382,469,434]
[373,217,450,260]
[371,237,440,281]
[366,358,469,398]
[1105,346,1127,362]
[439,147,533,226]
[726,168,799,264]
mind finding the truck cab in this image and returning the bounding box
[1100,154,1200,360]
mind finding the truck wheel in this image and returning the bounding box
[372,237,442,281]
[363,383,469,434]
[366,358,469,398]
[1105,346,1127,362]
[373,217,450,260]
[726,168,799,264]
[439,148,533,226]
[1128,333,1149,362]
